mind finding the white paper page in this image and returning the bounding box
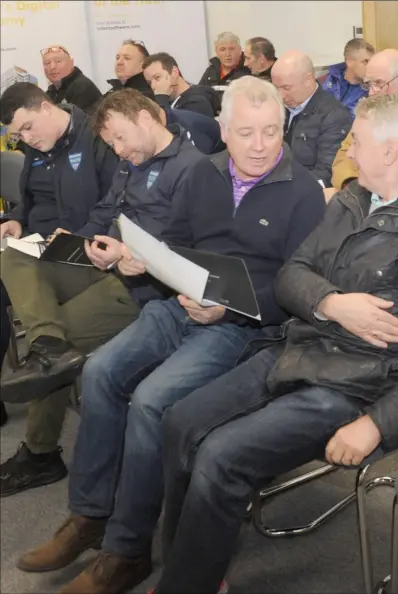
[118,214,210,303]
[24,233,44,243]
[5,237,43,258]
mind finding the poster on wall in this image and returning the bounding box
[0,1,94,93]
[0,0,209,95]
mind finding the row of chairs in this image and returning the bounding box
[1,150,397,593]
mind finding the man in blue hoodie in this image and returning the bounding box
[322,38,375,118]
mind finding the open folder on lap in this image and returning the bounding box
[3,233,93,266]
[118,214,261,321]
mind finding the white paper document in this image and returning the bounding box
[118,214,210,304]
[0,233,44,254]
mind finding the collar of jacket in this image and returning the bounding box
[327,62,347,81]
[210,142,293,186]
[107,72,147,89]
[339,181,398,230]
[257,61,277,80]
[298,86,330,116]
[48,67,82,92]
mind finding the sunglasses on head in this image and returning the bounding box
[41,46,70,57]
[123,39,146,47]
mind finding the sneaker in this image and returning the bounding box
[17,514,106,573]
[0,442,68,497]
[1,339,85,404]
[148,579,228,594]
[57,551,152,593]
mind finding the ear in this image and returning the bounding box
[172,65,180,78]
[137,109,153,127]
[41,100,53,115]
[384,138,398,166]
[220,120,228,144]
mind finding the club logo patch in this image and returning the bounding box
[69,152,82,171]
[147,169,160,189]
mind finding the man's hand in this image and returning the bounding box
[117,243,146,276]
[84,235,122,270]
[47,228,71,243]
[178,295,226,324]
[326,415,382,466]
[150,71,174,96]
[0,220,22,240]
[317,293,398,348]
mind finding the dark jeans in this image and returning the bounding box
[68,297,264,557]
[155,348,364,594]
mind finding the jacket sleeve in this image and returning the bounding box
[311,107,352,187]
[331,131,358,190]
[274,195,348,323]
[367,380,398,451]
[178,95,215,118]
[93,137,119,201]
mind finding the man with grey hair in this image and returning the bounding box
[332,48,398,191]
[244,36,277,81]
[272,50,352,187]
[150,92,398,594]
[199,31,250,92]
[17,76,325,594]
[322,38,375,117]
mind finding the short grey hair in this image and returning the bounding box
[355,93,398,141]
[219,75,285,128]
[344,38,375,59]
[215,32,241,47]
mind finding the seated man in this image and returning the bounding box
[322,38,374,118]
[0,88,204,497]
[199,32,250,91]
[17,77,326,593]
[104,39,153,99]
[332,48,398,190]
[0,281,11,427]
[149,92,398,594]
[42,44,102,114]
[272,50,352,188]
[143,52,221,117]
[244,37,277,82]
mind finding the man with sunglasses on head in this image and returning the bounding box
[332,48,398,191]
[42,45,102,114]
[104,40,154,99]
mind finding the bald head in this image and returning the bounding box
[365,49,398,95]
[271,50,317,109]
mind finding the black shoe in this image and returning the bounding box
[0,402,8,427]
[0,339,85,404]
[0,442,68,497]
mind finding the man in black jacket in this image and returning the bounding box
[272,50,352,188]
[104,40,153,99]
[144,93,398,594]
[16,77,325,594]
[0,87,204,498]
[42,45,102,114]
[143,52,221,117]
[244,37,277,81]
[199,32,250,93]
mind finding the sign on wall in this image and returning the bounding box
[0,0,209,94]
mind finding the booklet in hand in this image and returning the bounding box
[5,233,94,266]
[117,214,261,321]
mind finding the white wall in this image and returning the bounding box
[204,1,363,66]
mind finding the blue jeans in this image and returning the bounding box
[68,297,265,557]
[155,349,366,594]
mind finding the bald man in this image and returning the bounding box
[272,50,352,187]
[332,48,398,190]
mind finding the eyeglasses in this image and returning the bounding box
[41,46,69,57]
[360,75,398,92]
[123,39,146,47]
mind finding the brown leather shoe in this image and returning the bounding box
[17,514,106,572]
[57,551,152,594]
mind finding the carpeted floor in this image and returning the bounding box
[1,402,397,594]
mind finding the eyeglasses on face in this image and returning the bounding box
[360,75,398,92]
[41,46,70,57]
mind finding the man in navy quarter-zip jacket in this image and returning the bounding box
[18,77,326,594]
[0,85,205,499]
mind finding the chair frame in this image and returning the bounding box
[252,456,397,594]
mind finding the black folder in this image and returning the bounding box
[171,247,261,320]
[39,234,92,266]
